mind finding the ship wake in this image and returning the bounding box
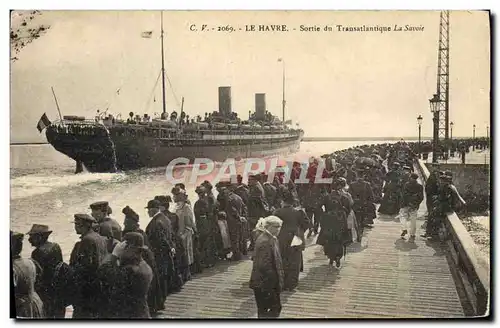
[10,171,125,200]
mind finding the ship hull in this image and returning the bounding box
[46,126,303,173]
[112,136,302,170]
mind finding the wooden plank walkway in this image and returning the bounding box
[157,169,466,318]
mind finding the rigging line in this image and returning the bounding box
[165,72,181,108]
[144,69,163,114]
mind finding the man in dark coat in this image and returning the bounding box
[27,224,65,318]
[69,214,108,318]
[249,216,284,318]
[219,187,246,261]
[112,232,153,319]
[145,199,175,306]
[90,201,123,242]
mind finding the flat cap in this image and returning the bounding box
[89,201,109,210]
[73,213,97,223]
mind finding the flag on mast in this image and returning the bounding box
[36,113,51,133]
[141,31,153,38]
[277,58,282,62]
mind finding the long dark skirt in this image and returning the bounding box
[198,230,217,267]
[317,211,350,263]
[378,190,401,215]
[280,245,302,290]
[142,249,166,314]
[174,236,191,285]
[191,234,203,275]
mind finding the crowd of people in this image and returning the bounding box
[11,140,468,319]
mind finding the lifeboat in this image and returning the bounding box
[63,115,86,121]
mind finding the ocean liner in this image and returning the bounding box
[41,13,304,173]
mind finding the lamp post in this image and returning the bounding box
[429,94,440,163]
[277,58,286,124]
[486,125,489,149]
[450,121,454,157]
[417,115,423,158]
[473,124,476,151]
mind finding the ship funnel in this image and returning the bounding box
[218,86,232,116]
[255,93,266,120]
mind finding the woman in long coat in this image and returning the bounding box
[378,162,403,216]
[273,191,310,291]
[11,231,45,318]
[194,186,217,268]
[338,178,358,243]
[172,187,196,282]
[316,188,350,268]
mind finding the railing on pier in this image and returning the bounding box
[415,159,490,317]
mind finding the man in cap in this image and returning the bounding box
[69,214,108,318]
[249,216,284,318]
[27,224,65,318]
[144,199,175,306]
[90,201,123,242]
[399,173,424,241]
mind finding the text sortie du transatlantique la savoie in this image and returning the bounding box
[188,24,425,33]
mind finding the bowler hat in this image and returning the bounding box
[145,199,161,209]
[73,213,97,223]
[123,232,147,249]
[26,224,52,235]
[90,201,109,211]
[153,195,168,207]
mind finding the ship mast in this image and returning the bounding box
[281,59,286,124]
[160,11,167,115]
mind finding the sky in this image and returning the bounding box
[10,10,490,143]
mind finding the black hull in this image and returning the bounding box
[46,126,117,173]
[46,127,303,173]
